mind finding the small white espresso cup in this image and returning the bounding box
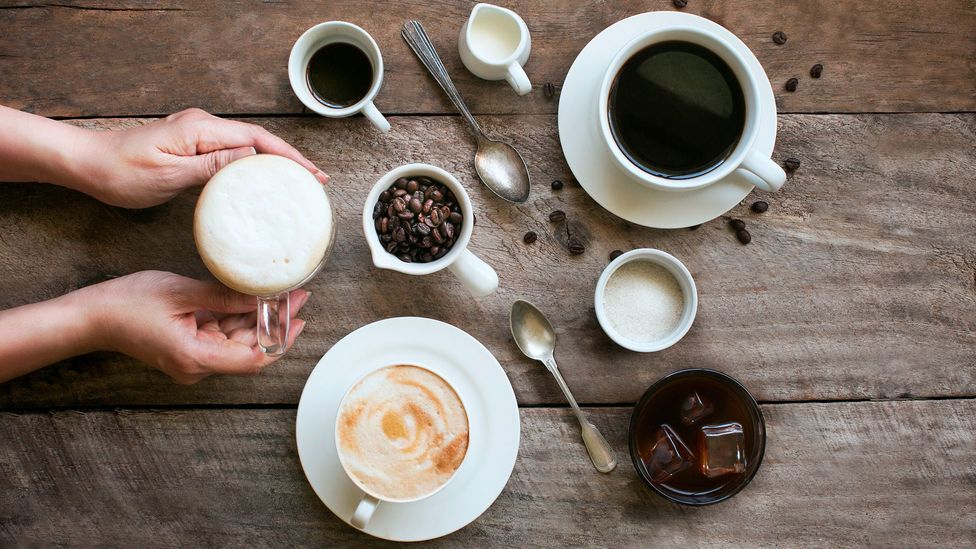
[335,364,471,530]
[288,21,390,132]
[362,163,499,297]
[598,26,786,193]
[458,3,532,96]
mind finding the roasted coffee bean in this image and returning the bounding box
[397,210,415,220]
[389,215,401,230]
[609,249,624,261]
[392,196,407,213]
[393,188,408,198]
[385,240,398,253]
[736,229,752,244]
[373,201,384,218]
[673,0,688,7]
[432,226,445,243]
[430,245,441,256]
[393,227,407,242]
[549,210,566,222]
[751,200,769,213]
[386,204,394,218]
[406,179,419,193]
[434,247,448,259]
[380,217,389,234]
[772,31,787,45]
[414,222,431,236]
[421,252,433,262]
[398,253,413,263]
[409,197,422,213]
[543,82,556,98]
[424,186,436,200]
[568,239,585,255]
[784,157,801,171]
[421,198,432,213]
[408,233,418,244]
[420,236,433,248]
[380,233,392,244]
[430,208,445,226]
[785,78,798,92]
[551,179,563,190]
[431,189,444,202]
[730,219,746,231]
[394,178,409,189]
[379,190,391,202]
[810,63,823,78]
[523,231,538,244]
[449,211,463,224]
[443,222,455,240]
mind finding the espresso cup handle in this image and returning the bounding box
[257,292,290,356]
[361,101,390,133]
[447,249,499,296]
[505,63,532,96]
[739,149,787,192]
[350,494,380,530]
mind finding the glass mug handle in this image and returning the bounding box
[257,292,290,356]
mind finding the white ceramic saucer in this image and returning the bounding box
[296,317,520,542]
[558,11,777,229]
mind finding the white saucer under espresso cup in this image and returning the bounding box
[598,26,786,193]
[362,163,499,297]
[288,21,390,132]
[458,3,532,96]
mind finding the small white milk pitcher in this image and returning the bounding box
[458,3,532,96]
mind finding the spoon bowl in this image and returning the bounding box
[510,299,556,360]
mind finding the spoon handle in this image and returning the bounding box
[402,20,485,138]
[545,357,618,473]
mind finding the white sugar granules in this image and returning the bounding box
[603,261,684,342]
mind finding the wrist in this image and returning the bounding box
[55,285,112,354]
[56,126,116,198]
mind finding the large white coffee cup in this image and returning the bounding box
[362,163,499,297]
[288,21,390,132]
[598,26,786,193]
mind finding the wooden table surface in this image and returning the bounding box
[1,1,974,546]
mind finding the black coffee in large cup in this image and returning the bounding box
[608,41,745,179]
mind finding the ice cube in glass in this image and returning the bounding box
[698,422,747,478]
[679,391,714,425]
[644,424,694,483]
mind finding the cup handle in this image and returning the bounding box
[257,292,290,356]
[350,493,380,530]
[361,101,390,133]
[505,63,532,96]
[739,149,787,192]
[447,249,499,296]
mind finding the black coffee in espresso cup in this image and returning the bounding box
[608,40,746,180]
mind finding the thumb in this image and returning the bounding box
[174,278,256,314]
[192,146,256,181]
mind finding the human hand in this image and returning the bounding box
[78,108,329,208]
[83,271,309,384]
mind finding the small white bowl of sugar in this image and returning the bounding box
[594,248,697,352]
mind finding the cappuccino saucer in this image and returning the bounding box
[558,11,777,228]
[296,317,520,542]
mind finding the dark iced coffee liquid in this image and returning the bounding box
[632,371,760,497]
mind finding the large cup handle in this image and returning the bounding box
[257,292,290,356]
[361,101,390,133]
[505,63,532,96]
[447,249,499,296]
[350,494,380,530]
[739,149,787,192]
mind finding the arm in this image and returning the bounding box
[0,106,328,207]
[0,272,309,385]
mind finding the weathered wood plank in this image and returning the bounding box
[0,113,973,408]
[0,401,973,547]
[0,0,973,117]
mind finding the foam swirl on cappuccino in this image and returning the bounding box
[336,365,469,501]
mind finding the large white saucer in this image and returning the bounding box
[558,11,778,229]
[296,317,520,542]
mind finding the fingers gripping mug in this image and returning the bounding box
[289,21,391,132]
[194,154,336,356]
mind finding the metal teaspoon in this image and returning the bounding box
[401,20,531,203]
[510,300,617,473]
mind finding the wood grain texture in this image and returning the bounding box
[0,401,973,547]
[0,0,973,117]
[0,113,974,408]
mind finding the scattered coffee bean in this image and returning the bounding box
[784,157,801,171]
[751,200,769,213]
[609,249,624,261]
[551,179,564,191]
[772,31,787,45]
[673,0,688,7]
[736,229,752,245]
[523,231,538,244]
[543,82,556,98]
[373,175,463,263]
[549,210,566,222]
[810,63,823,78]
[568,239,585,255]
[689,224,702,231]
[785,77,798,92]
[730,219,746,231]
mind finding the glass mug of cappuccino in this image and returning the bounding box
[194,154,336,356]
[335,364,470,529]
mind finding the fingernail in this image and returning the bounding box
[247,146,257,156]
[316,170,330,184]
[296,320,307,337]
